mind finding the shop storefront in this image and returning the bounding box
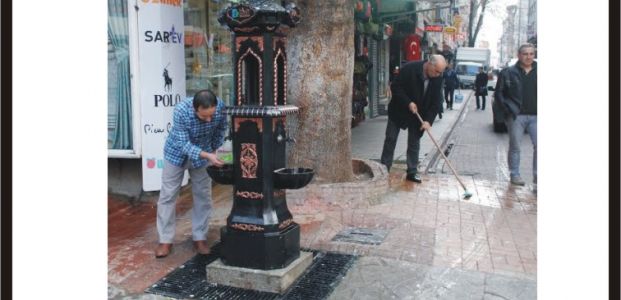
[352,0,417,125]
[108,0,233,194]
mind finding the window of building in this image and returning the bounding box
[108,0,132,150]
[184,0,233,105]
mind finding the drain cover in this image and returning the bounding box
[331,227,389,245]
[145,244,357,300]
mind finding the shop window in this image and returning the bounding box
[108,0,132,149]
[184,0,233,105]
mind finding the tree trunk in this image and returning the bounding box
[467,0,477,46]
[467,0,489,47]
[286,0,355,183]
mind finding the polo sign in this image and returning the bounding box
[137,0,187,191]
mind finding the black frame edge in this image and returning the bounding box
[1,0,14,299]
[609,0,621,298]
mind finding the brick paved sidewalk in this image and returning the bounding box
[288,168,537,278]
[108,89,537,298]
[109,166,536,299]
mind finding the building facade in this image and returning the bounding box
[108,0,234,196]
[499,0,537,66]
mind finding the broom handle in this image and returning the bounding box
[414,111,468,191]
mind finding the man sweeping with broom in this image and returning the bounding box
[380,54,447,183]
[381,54,473,199]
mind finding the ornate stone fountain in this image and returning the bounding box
[207,0,311,271]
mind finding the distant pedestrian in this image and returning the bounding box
[381,54,447,183]
[474,67,488,110]
[494,43,537,187]
[443,63,460,110]
[155,90,227,258]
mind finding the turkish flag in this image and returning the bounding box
[403,34,421,61]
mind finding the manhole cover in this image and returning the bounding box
[331,227,389,245]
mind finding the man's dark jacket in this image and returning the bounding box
[443,69,460,90]
[388,60,443,129]
[494,61,537,119]
[474,72,489,96]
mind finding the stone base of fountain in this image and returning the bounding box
[206,251,313,294]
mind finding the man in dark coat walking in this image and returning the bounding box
[474,67,489,110]
[442,63,460,110]
[494,43,537,187]
[381,54,447,183]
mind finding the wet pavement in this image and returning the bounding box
[109,90,537,299]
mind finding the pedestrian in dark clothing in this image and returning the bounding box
[381,54,447,183]
[442,63,460,110]
[474,67,488,110]
[494,43,537,187]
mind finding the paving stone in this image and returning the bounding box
[329,256,535,300]
[483,273,537,300]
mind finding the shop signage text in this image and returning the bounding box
[141,0,181,7]
[424,25,443,32]
[145,29,183,44]
[144,122,172,135]
[444,26,456,33]
[154,94,182,107]
[138,0,187,191]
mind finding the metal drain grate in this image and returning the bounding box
[145,244,357,300]
[331,227,389,245]
[281,252,356,299]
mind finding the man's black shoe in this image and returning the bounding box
[406,173,422,183]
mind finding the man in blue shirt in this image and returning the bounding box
[155,89,227,258]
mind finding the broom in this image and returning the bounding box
[413,111,473,199]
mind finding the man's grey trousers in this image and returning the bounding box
[157,160,212,243]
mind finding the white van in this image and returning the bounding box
[455,61,483,88]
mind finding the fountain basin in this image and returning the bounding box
[207,164,234,185]
[273,168,314,189]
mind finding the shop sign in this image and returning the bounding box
[144,28,183,44]
[424,25,443,32]
[444,26,457,34]
[137,0,188,191]
[141,0,182,7]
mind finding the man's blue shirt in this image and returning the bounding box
[163,97,227,168]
